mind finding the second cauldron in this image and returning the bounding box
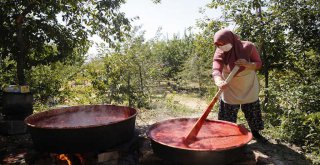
[147,118,252,165]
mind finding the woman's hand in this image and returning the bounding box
[234,59,256,70]
[214,76,228,89]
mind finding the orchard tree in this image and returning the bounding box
[0,0,131,85]
[181,20,224,94]
[207,0,286,105]
[89,28,153,107]
[207,0,320,158]
[207,0,319,104]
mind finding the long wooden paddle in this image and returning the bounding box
[184,65,240,144]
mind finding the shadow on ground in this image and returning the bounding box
[248,139,312,165]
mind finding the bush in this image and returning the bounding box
[264,68,320,163]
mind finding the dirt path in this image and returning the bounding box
[136,93,217,126]
[169,93,208,111]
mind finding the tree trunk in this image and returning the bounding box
[127,74,132,107]
[138,64,144,92]
[16,15,26,85]
[264,54,269,105]
[197,54,202,93]
[256,1,269,108]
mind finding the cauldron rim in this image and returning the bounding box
[147,118,252,152]
[24,104,137,129]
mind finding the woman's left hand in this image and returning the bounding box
[235,59,256,70]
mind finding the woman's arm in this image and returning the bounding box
[234,45,262,70]
[212,59,223,77]
[212,58,229,89]
[250,45,262,70]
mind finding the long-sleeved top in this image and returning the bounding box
[212,41,262,104]
[212,41,262,77]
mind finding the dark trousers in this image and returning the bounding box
[218,99,264,131]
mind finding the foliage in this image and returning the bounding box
[280,111,320,157]
[272,0,320,54]
[0,0,130,84]
[180,20,224,96]
[0,0,319,162]
[61,66,101,106]
[87,27,218,107]
[0,57,16,88]
[88,30,152,107]
[267,50,320,157]
[152,33,193,81]
[208,0,320,161]
[27,62,80,107]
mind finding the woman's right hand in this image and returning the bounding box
[214,76,228,89]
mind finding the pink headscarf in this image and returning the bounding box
[213,29,253,73]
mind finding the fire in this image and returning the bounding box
[57,154,85,165]
[58,154,71,165]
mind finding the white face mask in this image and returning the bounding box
[218,43,233,52]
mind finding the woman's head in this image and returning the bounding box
[214,29,236,52]
[214,29,235,45]
[213,29,252,72]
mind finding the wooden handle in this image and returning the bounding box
[184,66,240,144]
[224,66,240,83]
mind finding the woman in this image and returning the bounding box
[212,29,266,142]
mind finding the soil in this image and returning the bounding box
[0,93,313,165]
[136,93,312,165]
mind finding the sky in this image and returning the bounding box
[87,0,221,58]
[120,0,220,39]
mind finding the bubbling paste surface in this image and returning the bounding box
[149,119,252,150]
[34,110,129,128]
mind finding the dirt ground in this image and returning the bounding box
[136,93,312,165]
[0,93,313,165]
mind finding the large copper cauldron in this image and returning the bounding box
[25,105,137,153]
[147,118,252,165]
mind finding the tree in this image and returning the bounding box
[207,0,308,105]
[273,0,320,54]
[207,0,320,159]
[181,20,224,94]
[88,28,152,107]
[0,0,131,85]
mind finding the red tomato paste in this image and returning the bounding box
[149,119,252,150]
[34,110,128,128]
